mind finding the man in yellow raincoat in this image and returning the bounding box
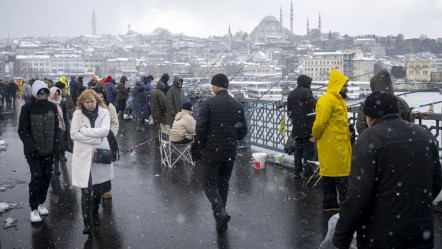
[311,68,351,211]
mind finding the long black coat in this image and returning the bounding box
[287,86,316,138]
[196,90,248,152]
[333,114,442,249]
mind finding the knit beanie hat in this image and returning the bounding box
[182,101,192,111]
[211,73,229,89]
[297,75,312,87]
[363,91,399,118]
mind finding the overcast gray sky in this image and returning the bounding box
[1,0,442,39]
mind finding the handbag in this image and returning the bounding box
[92,148,112,164]
[64,130,74,153]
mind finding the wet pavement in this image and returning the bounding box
[1,103,442,249]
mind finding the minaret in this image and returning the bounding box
[318,13,322,35]
[91,11,97,35]
[228,25,232,51]
[307,18,310,37]
[290,1,294,34]
[280,7,284,41]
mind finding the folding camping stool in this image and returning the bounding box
[159,123,195,168]
[305,160,322,187]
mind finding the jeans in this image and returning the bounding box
[26,154,54,210]
[294,137,315,176]
[202,150,236,213]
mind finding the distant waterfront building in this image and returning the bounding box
[301,50,358,81]
[406,56,434,83]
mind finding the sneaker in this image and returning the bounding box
[102,191,112,199]
[294,172,301,178]
[30,210,42,222]
[38,204,49,215]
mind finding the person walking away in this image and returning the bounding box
[7,80,18,108]
[93,87,119,200]
[0,79,7,107]
[170,101,195,144]
[310,68,351,211]
[141,75,154,123]
[150,80,167,137]
[333,91,442,249]
[166,76,184,127]
[69,76,79,104]
[70,89,113,235]
[18,80,59,223]
[116,76,129,120]
[132,77,149,131]
[23,79,33,104]
[356,69,411,134]
[104,79,117,106]
[287,75,317,178]
[48,87,68,176]
[196,73,248,234]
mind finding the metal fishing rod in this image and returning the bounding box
[119,137,157,156]
[411,100,442,109]
[256,57,310,101]
[227,46,264,82]
[188,51,226,95]
[347,87,442,108]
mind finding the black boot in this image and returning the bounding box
[136,120,144,131]
[53,160,60,176]
[214,207,230,234]
[92,192,101,226]
[81,192,92,235]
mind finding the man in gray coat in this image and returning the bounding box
[166,76,184,127]
[356,69,411,134]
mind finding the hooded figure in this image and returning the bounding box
[170,101,195,143]
[312,69,352,210]
[165,76,184,126]
[18,80,59,223]
[356,69,411,134]
[287,75,317,178]
[158,73,170,93]
[150,80,167,135]
[132,78,149,131]
[59,76,69,94]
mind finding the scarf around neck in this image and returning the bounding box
[81,105,99,128]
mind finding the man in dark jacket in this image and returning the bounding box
[196,73,248,234]
[166,76,184,126]
[18,80,59,223]
[117,76,129,119]
[150,80,167,136]
[158,73,170,93]
[6,80,18,107]
[333,91,442,249]
[287,75,317,178]
[356,69,411,134]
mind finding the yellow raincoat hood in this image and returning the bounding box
[59,76,69,93]
[326,68,349,96]
[312,68,351,177]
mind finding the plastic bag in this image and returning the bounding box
[284,137,295,155]
[319,214,357,249]
[126,95,133,108]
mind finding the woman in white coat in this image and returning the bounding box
[71,89,113,235]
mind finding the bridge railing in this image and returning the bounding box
[189,95,442,152]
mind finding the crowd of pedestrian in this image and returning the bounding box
[8,68,442,246]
